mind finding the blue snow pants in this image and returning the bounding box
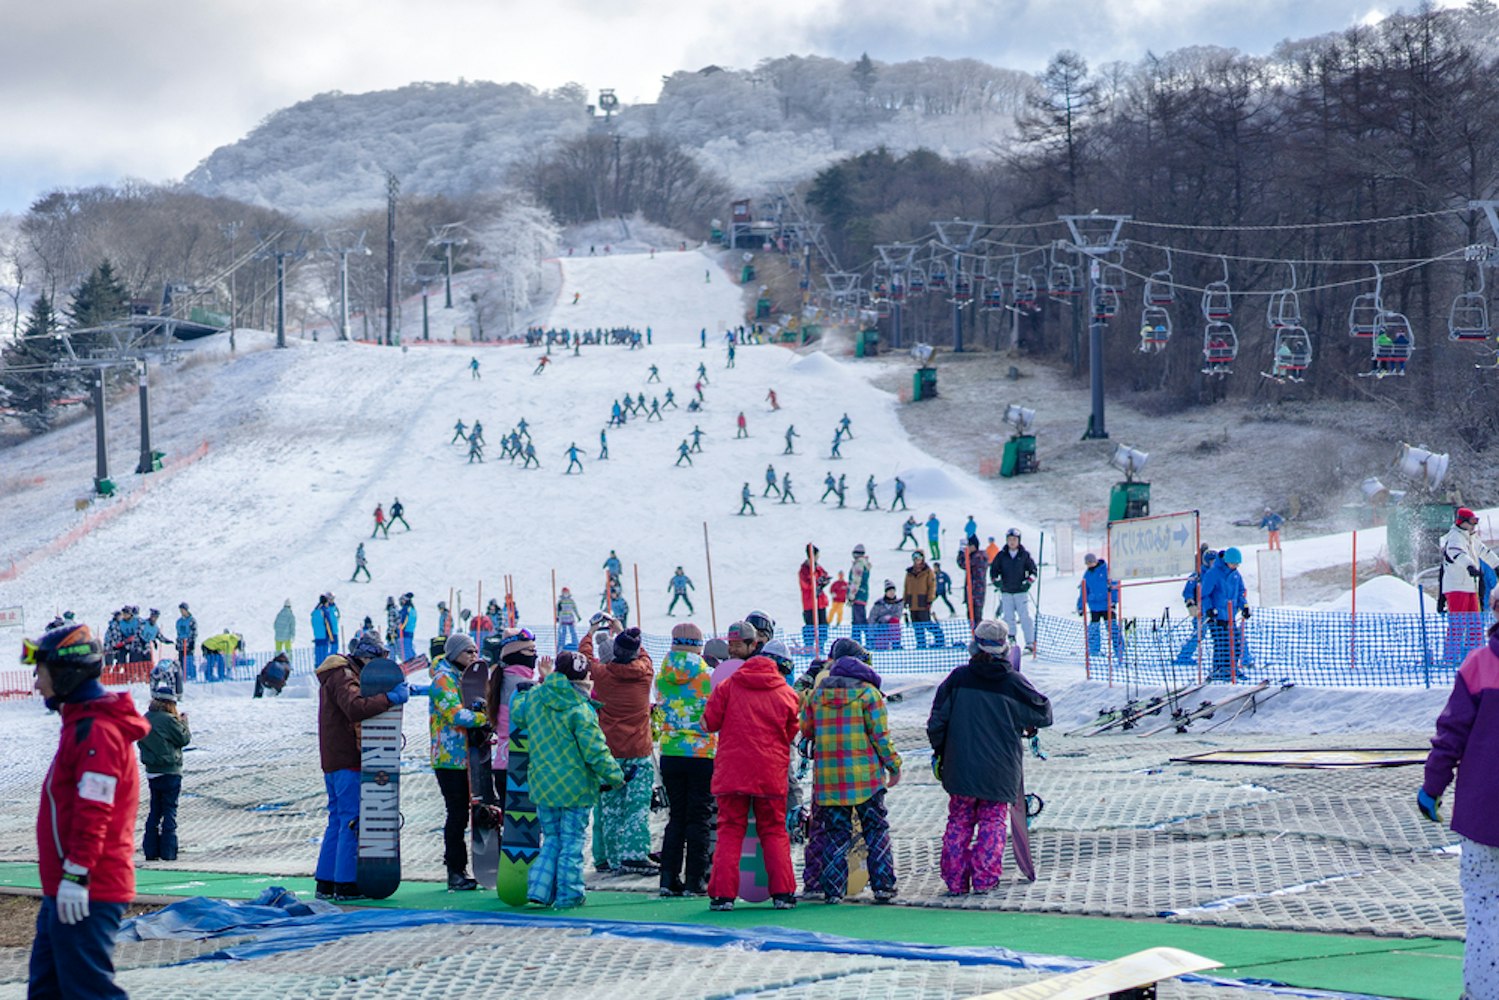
[316,769,360,883]
[529,805,590,908]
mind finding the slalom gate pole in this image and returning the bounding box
[1081,578,1091,682]
[1350,530,1358,671]
[703,521,718,635]
[633,564,642,630]
[809,544,821,652]
[1034,530,1045,655]
[1228,599,1237,684]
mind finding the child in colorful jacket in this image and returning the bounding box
[517,652,623,908]
[655,623,716,895]
[429,634,489,890]
[799,655,902,902]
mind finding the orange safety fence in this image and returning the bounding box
[0,441,210,583]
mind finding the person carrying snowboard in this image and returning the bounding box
[656,623,715,896]
[430,634,490,890]
[580,626,657,875]
[703,649,800,911]
[517,651,622,909]
[926,620,1051,895]
[801,654,902,903]
[667,568,696,615]
[315,630,409,901]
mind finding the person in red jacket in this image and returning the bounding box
[703,654,800,911]
[26,623,150,1000]
[798,544,831,651]
[829,571,849,626]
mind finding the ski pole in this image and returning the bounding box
[703,521,718,635]
[633,564,642,631]
[1034,529,1045,656]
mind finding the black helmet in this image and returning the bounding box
[828,637,871,664]
[481,634,505,662]
[348,630,389,661]
[745,610,776,639]
[24,623,103,699]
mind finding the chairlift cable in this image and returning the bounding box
[1124,207,1462,233]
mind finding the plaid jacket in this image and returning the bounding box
[800,675,901,805]
[515,672,623,808]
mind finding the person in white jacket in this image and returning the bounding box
[1440,507,1499,662]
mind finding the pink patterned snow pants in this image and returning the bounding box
[941,795,1008,894]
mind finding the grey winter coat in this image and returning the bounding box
[927,650,1051,803]
[273,606,296,643]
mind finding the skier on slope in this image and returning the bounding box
[820,472,838,503]
[783,425,798,455]
[766,389,779,410]
[739,483,757,516]
[898,516,919,550]
[452,419,468,444]
[471,420,486,446]
[469,357,481,380]
[599,429,609,460]
[389,497,410,532]
[830,429,843,459]
[780,472,796,504]
[667,568,696,615]
[691,425,705,452]
[314,630,409,901]
[736,412,748,439]
[467,436,484,464]
[890,476,907,511]
[934,562,956,616]
[603,551,623,581]
[522,441,540,468]
[764,464,780,497]
[664,388,677,410]
[839,413,853,438]
[565,443,584,474]
[836,474,848,508]
[533,355,550,375]
[676,440,693,466]
[925,513,941,559]
[864,476,879,510]
[351,543,371,582]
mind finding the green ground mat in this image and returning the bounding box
[0,862,1461,999]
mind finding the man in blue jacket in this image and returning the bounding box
[398,593,418,661]
[1175,547,1216,666]
[312,594,341,664]
[175,603,198,683]
[1076,553,1122,659]
[1201,548,1252,680]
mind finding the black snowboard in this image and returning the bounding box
[355,657,404,900]
[462,662,501,888]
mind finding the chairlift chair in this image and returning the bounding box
[908,267,928,296]
[1363,311,1413,378]
[1201,258,1233,322]
[1029,264,1050,300]
[1144,249,1175,307]
[1266,263,1301,329]
[951,276,973,305]
[1264,326,1312,382]
[1138,306,1172,353]
[1091,284,1121,321]
[1013,271,1040,311]
[1201,321,1238,376]
[889,277,906,304]
[929,266,951,293]
[871,280,889,303]
[1349,264,1384,339]
[1449,266,1490,342]
[982,283,1006,311]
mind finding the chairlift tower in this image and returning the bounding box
[933,220,984,352]
[1060,214,1131,440]
[254,233,309,349]
[320,231,371,342]
[428,224,468,309]
[876,243,916,349]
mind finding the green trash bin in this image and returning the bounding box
[95,477,117,498]
[741,264,755,284]
[912,366,937,401]
[756,297,771,319]
[1001,435,1037,477]
[1108,481,1151,521]
[150,449,165,472]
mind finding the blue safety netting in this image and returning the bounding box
[158,608,1490,691]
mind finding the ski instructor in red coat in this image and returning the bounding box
[27,622,150,1000]
[798,544,831,651]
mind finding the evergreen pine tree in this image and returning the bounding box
[67,260,132,359]
[0,295,69,434]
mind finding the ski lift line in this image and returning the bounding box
[1124,207,1463,233]
[1124,237,1453,268]
[1099,249,1468,299]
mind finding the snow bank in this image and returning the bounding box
[788,350,852,379]
[1315,574,1426,613]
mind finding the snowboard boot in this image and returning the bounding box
[333,883,366,901]
[159,835,178,861]
[873,888,898,904]
[447,870,480,892]
[315,880,336,901]
[823,894,843,905]
[708,898,735,911]
[772,893,798,910]
[619,858,660,876]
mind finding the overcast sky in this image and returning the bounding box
[0,0,1447,215]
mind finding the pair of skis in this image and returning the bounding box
[1136,679,1294,737]
[1064,680,1207,737]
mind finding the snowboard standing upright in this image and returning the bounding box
[356,657,405,900]
[463,663,501,889]
[737,813,771,903]
[496,681,539,905]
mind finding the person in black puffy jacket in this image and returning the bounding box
[926,620,1050,895]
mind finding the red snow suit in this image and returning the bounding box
[703,656,799,797]
[799,561,831,612]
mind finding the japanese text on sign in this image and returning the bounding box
[1108,512,1199,582]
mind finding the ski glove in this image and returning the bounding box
[1240,607,1252,620]
[385,683,411,706]
[57,863,89,925]
[1468,566,1482,579]
[1418,789,1442,823]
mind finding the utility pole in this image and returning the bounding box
[321,231,371,341]
[1061,214,1130,440]
[220,221,243,353]
[134,361,154,474]
[428,225,468,309]
[933,220,985,352]
[385,172,399,346]
[254,234,308,349]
